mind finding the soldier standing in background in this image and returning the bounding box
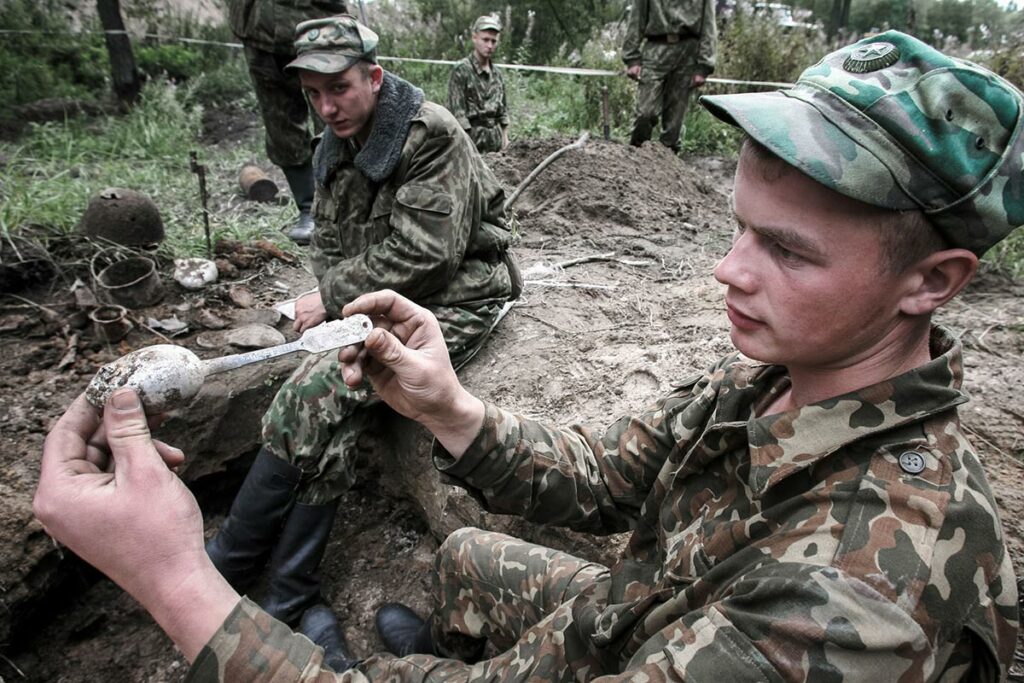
[623,0,716,153]
[227,0,347,245]
[447,15,509,153]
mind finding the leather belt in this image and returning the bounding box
[646,33,684,43]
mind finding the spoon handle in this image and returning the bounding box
[202,340,305,376]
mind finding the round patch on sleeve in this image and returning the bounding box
[898,450,926,474]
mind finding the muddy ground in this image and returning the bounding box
[1,130,1022,681]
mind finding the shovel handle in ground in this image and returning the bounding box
[202,314,373,376]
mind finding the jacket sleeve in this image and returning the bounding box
[447,65,473,131]
[316,125,476,313]
[622,0,647,66]
[431,372,711,535]
[697,0,717,74]
[499,73,510,127]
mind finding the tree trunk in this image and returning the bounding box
[96,0,141,107]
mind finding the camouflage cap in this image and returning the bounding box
[700,30,1023,256]
[285,14,379,74]
[473,14,502,32]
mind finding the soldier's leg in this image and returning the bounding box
[629,43,672,147]
[242,45,317,243]
[432,528,610,656]
[471,125,503,154]
[365,528,613,682]
[657,41,700,153]
[243,45,313,169]
[239,351,377,624]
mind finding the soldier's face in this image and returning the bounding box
[472,30,500,60]
[714,149,917,372]
[300,64,383,141]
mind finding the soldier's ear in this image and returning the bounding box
[898,248,978,316]
[369,65,384,93]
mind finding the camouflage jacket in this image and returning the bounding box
[227,0,348,53]
[184,327,1018,681]
[446,54,509,132]
[622,0,717,72]
[435,325,1018,680]
[309,71,515,315]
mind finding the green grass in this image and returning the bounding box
[0,80,299,263]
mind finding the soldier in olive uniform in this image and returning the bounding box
[624,0,716,152]
[228,0,347,244]
[447,15,509,153]
[35,31,1022,682]
[202,14,519,666]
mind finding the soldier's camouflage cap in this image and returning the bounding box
[700,30,1023,255]
[473,14,502,32]
[285,14,378,74]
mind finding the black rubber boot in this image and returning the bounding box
[299,604,358,673]
[282,163,316,245]
[261,499,339,626]
[205,447,301,588]
[375,603,436,656]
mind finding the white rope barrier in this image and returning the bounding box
[0,28,794,89]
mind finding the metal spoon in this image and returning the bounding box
[86,315,373,412]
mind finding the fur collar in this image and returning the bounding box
[313,71,425,186]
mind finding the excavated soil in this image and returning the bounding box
[1,136,1023,681]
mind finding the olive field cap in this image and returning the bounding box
[286,15,379,74]
[473,14,502,32]
[700,30,1023,256]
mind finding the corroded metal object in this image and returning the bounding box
[79,187,165,246]
[86,315,373,412]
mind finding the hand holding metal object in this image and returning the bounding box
[85,315,373,412]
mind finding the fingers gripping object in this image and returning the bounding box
[86,315,372,413]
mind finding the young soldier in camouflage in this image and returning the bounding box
[447,15,509,153]
[33,30,1021,682]
[202,14,519,666]
[624,0,716,152]
[227,0,347,244]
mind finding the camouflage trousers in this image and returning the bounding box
[350,528,616,682]
[244,45,316,168]
[629,39,702,152]
[261,302,503,505]
[469,124,503,154]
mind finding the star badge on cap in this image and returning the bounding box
[842,42,900,73]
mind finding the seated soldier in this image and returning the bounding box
[34,30,1021,681]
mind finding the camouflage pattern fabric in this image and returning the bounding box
[308,98,516,314]
[227,0,348,54]
[287,14,380,74]
[629,40,702,152]
[186,326,1018,681]
[700,30,1024,256]
[261,302,504,505]
[447,55,509,154]
[244,45,316,168]
[623,0,716,151]
[259,74,516,504]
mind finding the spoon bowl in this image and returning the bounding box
[86,345,205,413]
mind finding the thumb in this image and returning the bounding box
[104,389,162,481]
